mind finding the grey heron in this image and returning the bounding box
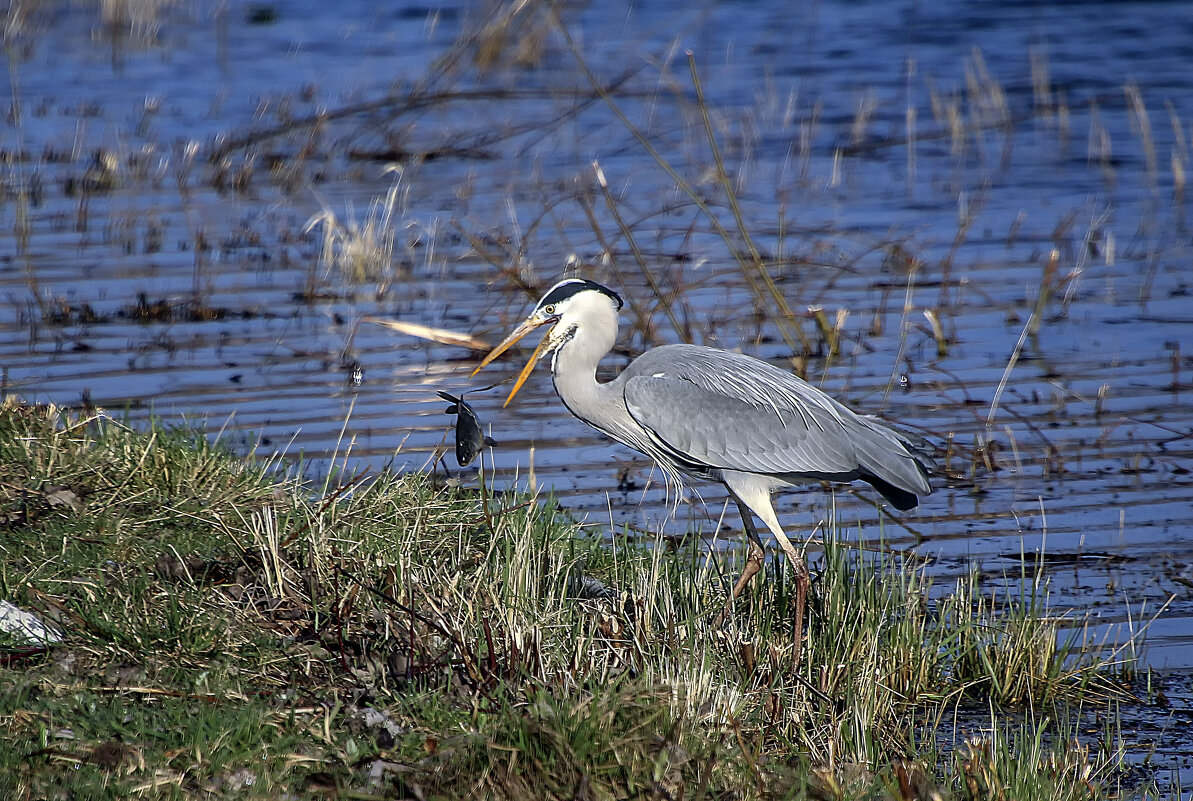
[473,278,932,629]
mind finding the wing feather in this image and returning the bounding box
[618,344,930,496]
[623,378,859,477]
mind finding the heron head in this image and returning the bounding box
[472,279,623,406]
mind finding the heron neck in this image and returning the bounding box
[549,318,621,432]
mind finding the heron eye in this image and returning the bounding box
[543,304,556,315]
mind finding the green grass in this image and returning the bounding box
[0,398,1165,799]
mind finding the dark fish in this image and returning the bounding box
[437,391,496,467]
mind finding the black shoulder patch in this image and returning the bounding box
[536,279,623,311]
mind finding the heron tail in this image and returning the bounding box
[852,416,935,507]
[861,473,921,511]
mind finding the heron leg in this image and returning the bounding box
[720,498,768,604]
[713,545,765,628]
[715,498,801,630]
[761,522,810,670]
[719,477,810,665]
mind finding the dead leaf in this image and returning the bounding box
[45,488,82,511]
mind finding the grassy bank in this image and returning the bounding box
[0,398,1160,799]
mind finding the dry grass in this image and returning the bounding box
[0,399,1163,799]
[305,168,409,294]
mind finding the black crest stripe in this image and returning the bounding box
[537,279,623,311]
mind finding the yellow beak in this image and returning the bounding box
[471,316,554,407]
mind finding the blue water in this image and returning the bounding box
[3,1,1193,776]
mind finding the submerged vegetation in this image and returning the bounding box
[0,399,1165,799]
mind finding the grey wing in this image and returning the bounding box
[620,344,932,497]
[624,374,860,478]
